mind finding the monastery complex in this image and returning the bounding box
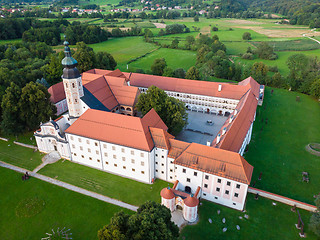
[35,41,265,222]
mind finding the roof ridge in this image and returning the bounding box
[103,75,119,106]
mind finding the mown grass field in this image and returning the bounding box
[39,159,172,206]
[0,167,132,240]
[88,36,158,70]
[244,87,320,204]
[181,195,317,240]
[129,48,196,71]
[0,139,42,171]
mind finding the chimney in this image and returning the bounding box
[216,133,221,144]
[229,115,234,123]
[218,84,222,92]
[207,141,211,146]
[222,127,227,135]
[234,109,238,116]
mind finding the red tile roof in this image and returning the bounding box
[174,142,253,184]
[160,187,175,199]
[129,73,248,100]
[65,108,167,151]
[184,195,199,207]
[48,82,66,104]
[213,90,258,152]
[150,127,174,150]
[239,76,261,98]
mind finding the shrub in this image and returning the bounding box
[268,66,279,72]
[242,53,254,60]
[242,32,252,40]
[212,26,218,31]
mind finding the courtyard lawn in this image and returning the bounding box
[129,48,196,71]
[88,37,158,70]
[0,139,42,171]
[244,87,320,204]
[39,160,172,206]
[0,167,132,240]
[180,194,317,240]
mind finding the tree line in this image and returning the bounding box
[0,41,117,136]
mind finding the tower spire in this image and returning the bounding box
[61,36,80,79]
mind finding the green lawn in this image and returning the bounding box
[39,160,171,206]
[88,37,158,70]
[236,49,320,75]
[0,139,42,171]
[129,48,196,71]
[0,167,132,240]
[244,87,320,204]
[181,194,317,240]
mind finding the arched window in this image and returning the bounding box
[72,83,75,88]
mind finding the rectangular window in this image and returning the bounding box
[104,152,108,157]
[170,169,173,172]
[161,156,164,158]
[216,187,220,192]
[131,150,134,155]
[103,144,107,148]
[132,168,135,172]
[170,176,173,179]
[72,144,75,149]
[141,162,144,166]
[217,178,221,183]
[225,190,229,195]
[187,178,191,182]
[81,155,84,158]
[96,150,99,155]
[89,157,92,160]
[78,138,81,142]
[95,142,98,146]
[227,181,231,186]
[156,162,158,165]
[123,166,126,169]
[205,175,209,180]
[156,154,158,157]
[80,146,83,151]
[141,171,145,174]
[121,148,125,153]
[122,157,126,161]
[88,148,91,153]
[86,140,89,144]
[183,169,186,173]
[70,136,73,140]
[131,159,135,164]
[233,203,236,205]
[105,161,108,165]
[113,155,117,159]
[74,153,77,156]
[234,193,239,197]
[161,163,164,166]
[194,172,197,176]
[97,159,100,163]
[112,146,116,151]
[203,193,207,196]
[236,184,240,189]
[114,164,117,167]
[140,153,144,157]
[204,184,208,188]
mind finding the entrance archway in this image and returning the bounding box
[185,186,191,193]
[177,205,183,210]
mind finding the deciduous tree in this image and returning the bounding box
[136,86,187,135]
[186,66,201,80]
[98,201,179,240]
[73,42,95,73]
[151,58,167,76]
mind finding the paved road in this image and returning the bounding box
[0,160,138,212]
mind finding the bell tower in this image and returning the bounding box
[61,39,84,120]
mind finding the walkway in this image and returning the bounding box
[33,151,61,173]
[0,160,138,212]
[248,187,317,212]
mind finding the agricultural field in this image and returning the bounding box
[0,167,132,240]
[129,48,196,71]
[244,87,320,204]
